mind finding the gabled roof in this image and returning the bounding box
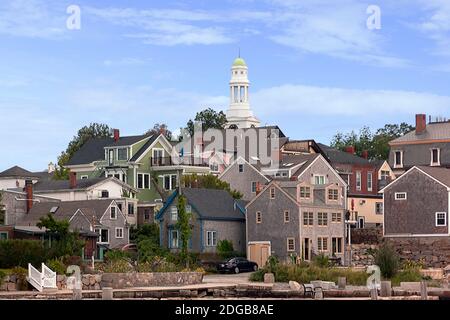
[245,180,298,209]
[0,166,38,178]
[17,199,115,227]
[219,156,270,182]
[129,134,159,161]
[390,122,450,145]
[157,188,245,221]
[281,153,321,177]
[317,143,371,165]
[66,134,151,166]
[29,177,136,193]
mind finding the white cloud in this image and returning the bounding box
[0,0,67,38]
[252,84,450,116]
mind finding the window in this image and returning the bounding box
[318,212,328,226]
[170,230,179,248]
[356,171,362,191]
[206,231,217,246]
[95,229,109,244]
[436,212,447,226]
[270,188,275,199]
[110,206,117,219]
[256,211,262,224]
[210,163,219,172]
[251,181,257,193]
[153,149,163,162]
[186,205,192,213]
[303,212,314,226]
[137,173,150,189]
[314,175,325,185]
[117,148,128,161]
[332,237,343,254]
[117,202,123,212]
[115,228,124,239]
[431,148,440,166]
[332,212,342,223]
[108,149,114,165]
[144,209,150,220]
[128,203,135,216]
[170,206,178,221]
[395,192,407,200]
[284,210,290,223]
[367,172,373,192]
[300,186,311,199]
[317,237,328,252]
[287,238,295,252]
[0,232,8,240]
[164,174,178,190]
[238,164,244,173]
[394,151,403,168]
[328,189,339,201]
[380,170,390,180]
[80,175,88,180]
[376,202,383,215]
[101,190,109,198]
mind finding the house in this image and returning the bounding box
[381,166,450,238]
[156,188,246,255]
[389,114,450,177]
[219,157,270,201]
[0,164,56,191]
[317,143,391,228]
[16,198,130,259]
[245,154,347,267]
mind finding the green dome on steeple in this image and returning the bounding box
[233,57,247,67]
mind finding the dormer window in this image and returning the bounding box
[431,148,440,166]
[117,148,128,161]
[394,151,403,168]
[300,186,311,199]
[328,189,339,201]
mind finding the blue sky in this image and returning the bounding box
[1,0,450,171]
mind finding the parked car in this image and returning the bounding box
[216,257,258,274]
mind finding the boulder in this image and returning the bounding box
[264,273,275,284]
[289,281,302,292]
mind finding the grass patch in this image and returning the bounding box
[390,268,423,286]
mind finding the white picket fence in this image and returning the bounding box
[27,263,57,292]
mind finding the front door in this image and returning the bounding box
[303,238,310,261]
[358,216,365,229]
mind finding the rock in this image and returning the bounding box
[94,283,101,290]
[9,275,16,283]
[82,276,90,286]
[7,282,17,291]
[89,276,96,285]
[380,281,392,297]
[289,281,302,292]
[264,273,275,284]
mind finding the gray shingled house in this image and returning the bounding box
[156,188,246,255]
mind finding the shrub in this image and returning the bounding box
[265,255,279,274]
[312,254,330,268]
[10,267,28,290]
[375,243,400,279]
[137,256,179,273]
[0,240,49,268]
[249,269,265,282]
[138,239,168,262]
[391,268,423,286]
[131,223,160,244]
[100,260,134,273]
[46,258,67,275]
[217,240,234,259]
[104,250,130,263]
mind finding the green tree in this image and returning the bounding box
[37,214,84,257]
[185,108,227,136]
[182,174,243,199]
[130,223,160,245]
[0,191,5,225]
[176,195,192,268]
[217,239,234,259]
[55,123,112,180]
[145,123,173,141]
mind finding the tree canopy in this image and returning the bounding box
[185,108,227,136]
[54,123,112,180]
[182,174,243,199]
[145,123,173,140]
[330,123,414,160]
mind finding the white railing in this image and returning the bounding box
[27,263,57,292]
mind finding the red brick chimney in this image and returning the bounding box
[362,150,369,159]
[25,180,33,213]
[345,146,355,155]
[69,171,77,189]
[415,114,426,135]
[113,129,120,142]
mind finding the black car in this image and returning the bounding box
[216,257,258,274]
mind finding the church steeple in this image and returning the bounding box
[225,57,260,129]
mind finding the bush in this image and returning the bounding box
[131,223,160,244]
[100,260,134,273]
[217,240,234,259]
[312,254,329,268]
[10,267,28,290]
[391,268,423,286]
[0,240,49,268]
[0,269,5,286]
[104,250,130,263]
[138,239,168,262]
[375,243,400,279]
[46,258,67,275]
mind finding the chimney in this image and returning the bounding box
[25,180,33,213]
[345,146,355,155]
[113,129,120,142]
[415,114,426,135]
[362,150,369,159]
[69,171,77,189]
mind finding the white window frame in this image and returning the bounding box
[170,206,178,221]
[327,188,339,201]
[367,172,373,192]
[80,175,89,180]
[238,164,244,173]
[270,187,275,199]
[170,230,179,248]
[314,175,325,185]
[115,227,124,239]
[436,212,447,227]
[332,237,343,254]
[317,237,328,252]
[251,181,257,193]
[394,150,403,168]
[300,186,311,199]
[137,173,151,189]
[164,174,178,191]
[110,206,117,220]
[206,231,217,247]
[117,148,128,161]
[356,171,362,191]
[395,192,407,200]
[287,238,295,252]
[96,228,109,244]
[284,210,290,223]
[375,202,384,215]
[431,148,441,166]
[256,211,262,224]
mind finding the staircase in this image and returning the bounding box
[27,263,57,292]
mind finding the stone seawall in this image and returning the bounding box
[1,272,204,291]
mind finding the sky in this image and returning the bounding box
[1,0,450,171]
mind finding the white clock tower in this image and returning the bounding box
[225,57,260,129]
